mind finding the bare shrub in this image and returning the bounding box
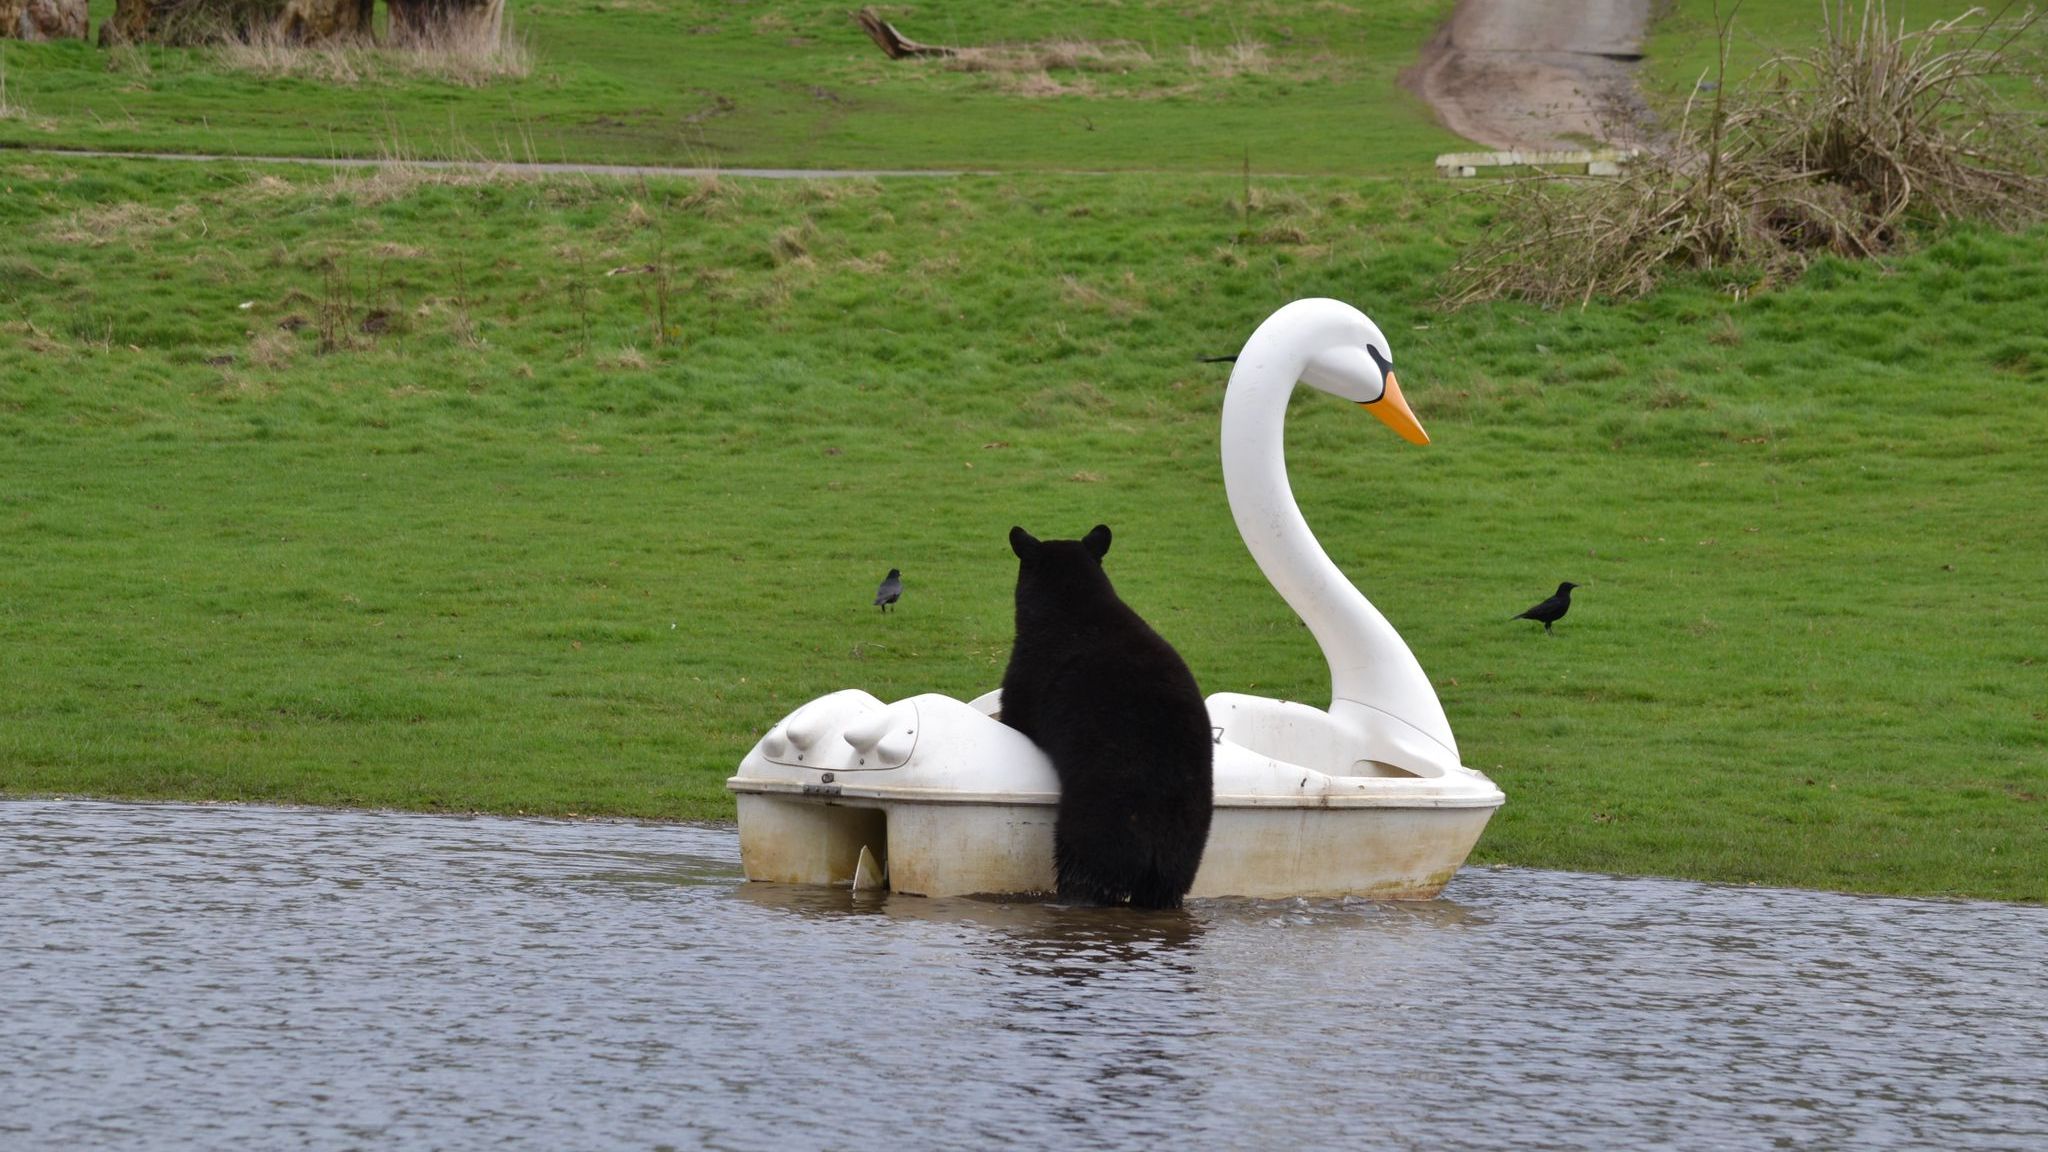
[1744,1,2048,235]
[1447,2,2048,308]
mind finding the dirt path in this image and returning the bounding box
[1405,0,1654,151]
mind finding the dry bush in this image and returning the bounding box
[1447,2,2048,308]
[1744,1,2047,235]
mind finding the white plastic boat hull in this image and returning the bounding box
[728,689,1504,901]
[734,789,1496,900]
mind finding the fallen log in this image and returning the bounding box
[852,6,955,59]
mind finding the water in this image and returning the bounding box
[3,800,2043,1151]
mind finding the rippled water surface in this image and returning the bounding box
[3,800,2044,1150]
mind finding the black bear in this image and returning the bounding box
[999,524,1214,909]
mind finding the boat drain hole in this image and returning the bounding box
[828,806,889,890]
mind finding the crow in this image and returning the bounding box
[874,568,902,613]
[1512,581,1579,633]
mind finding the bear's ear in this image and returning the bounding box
[1009,526,1039,558]
[1083,524,1112,559]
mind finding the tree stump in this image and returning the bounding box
[4,0,88,40]
[97,0,370,45]
[387,0,503,47]
[274,0,372,41]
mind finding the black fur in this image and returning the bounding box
[999,525,1214,909]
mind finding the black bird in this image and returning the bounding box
[1512,581,1579,633]
[874,568,902,613]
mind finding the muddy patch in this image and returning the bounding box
[1406,0,1653,150]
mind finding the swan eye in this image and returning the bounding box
[1363,345,1394,401]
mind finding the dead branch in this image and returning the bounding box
[852,7,957,60]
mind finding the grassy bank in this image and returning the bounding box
[0,0,1463,173]
[3,152,2044,901]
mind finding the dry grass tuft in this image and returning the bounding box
[602,346,649,370]
[323,161,538,207]
[935,33,1275,97]
[1448,2,2048,308]
[948,38,1152,75]
[46,202,199,246]
[1186,37,1270,78]
[1058,274,1140,317]
[769,224,813,266]
[0,52,23,122]
[247,329,300,370]
[4,318,70,356]
[243,174,297,197]
[994,71,1095,98]
[212,18,530,87]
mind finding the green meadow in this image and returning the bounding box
[2,0,2044,902]
[1,0,1464,173]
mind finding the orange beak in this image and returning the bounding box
[1360,372,1429,445]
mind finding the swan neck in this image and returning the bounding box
[1220,304,1459,769]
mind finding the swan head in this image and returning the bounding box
[1294,311,1429,446]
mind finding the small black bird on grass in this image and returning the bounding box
[874,568,902,613]
[1512,581,1579,633]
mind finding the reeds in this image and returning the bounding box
[1447,2,2048,309]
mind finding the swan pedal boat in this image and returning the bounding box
[728,299,1506,900]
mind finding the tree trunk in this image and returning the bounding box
[274,0,372,41]
[3,0,88,40]
[98,0,370,45]
[387,0,502,47]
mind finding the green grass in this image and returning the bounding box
[3,0,2044,902]
[2,151,2044,902]
[0,0,1466,174]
